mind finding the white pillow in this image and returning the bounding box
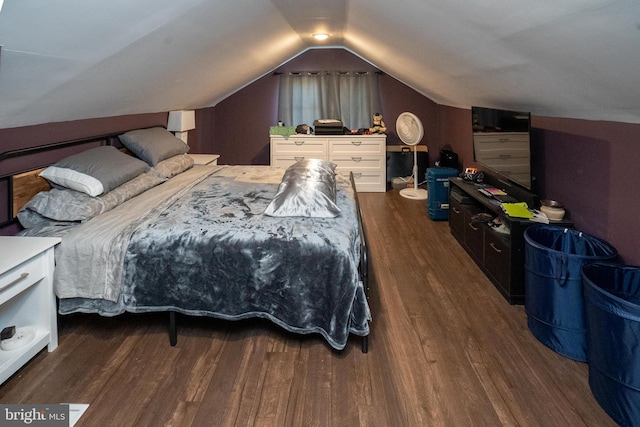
[39,166,104,197]
[39,146,148,197]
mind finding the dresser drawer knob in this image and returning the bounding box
[294,156,305,162]
[294,141,305,146]
[5,272,29,289]
[353,173,362,178]
[351,156,362,162]
[350,141,362,146]
[490,243,502,253]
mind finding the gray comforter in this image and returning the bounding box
[29,165,369,350]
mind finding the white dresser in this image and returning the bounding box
[270,134,386,192]
[0,236,60,384]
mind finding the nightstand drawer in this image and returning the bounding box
[0,254,45,301]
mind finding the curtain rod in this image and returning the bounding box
[272,70,383,76]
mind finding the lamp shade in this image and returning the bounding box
[167,110,195,132]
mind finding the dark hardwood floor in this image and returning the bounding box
[0,190,617,426]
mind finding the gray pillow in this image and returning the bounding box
[264,159,341,218]
[148,154,194,179]
[18,171,165,227]
[119,127,189,166]
[39,146,148,196]
[18,188,102,226]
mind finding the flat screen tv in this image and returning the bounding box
[471,106,532,190]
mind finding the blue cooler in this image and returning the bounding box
[426,167,459,220]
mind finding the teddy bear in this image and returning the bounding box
[369,113,387,134]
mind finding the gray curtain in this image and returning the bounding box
[278,71,381,130]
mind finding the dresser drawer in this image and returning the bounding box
[329,139,385,156]
[0,253,45,303]
[271,137,327,157]
[348,171,386,192]
[271,156,313,168]
[331,156,385,172]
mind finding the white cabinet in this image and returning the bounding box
[0,236,60,384]
[270,135,386,192]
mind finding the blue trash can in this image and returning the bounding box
[524,225,618,361]
[583,263,640,427]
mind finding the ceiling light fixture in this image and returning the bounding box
[313,33,329,41]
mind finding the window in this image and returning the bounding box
[277,71,381,130]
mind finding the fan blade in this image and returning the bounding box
[396,112,424,146]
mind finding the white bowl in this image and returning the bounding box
[540,204,565,221]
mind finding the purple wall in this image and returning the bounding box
[437,105,640,266]
[191,49,438,164]
[0,113,167,177]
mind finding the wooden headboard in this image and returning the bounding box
[12,169,50,215]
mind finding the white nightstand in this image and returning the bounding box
[189,154,220,165]
[0,236,60,384]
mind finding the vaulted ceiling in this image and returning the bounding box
[0,0,639,130]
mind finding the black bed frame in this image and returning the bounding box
[0,132,120,226]
[0,134,371,353]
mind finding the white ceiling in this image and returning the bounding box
[0,0,639,130]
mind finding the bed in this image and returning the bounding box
[0,128,371,352]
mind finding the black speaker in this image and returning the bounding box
[439,149,458,170]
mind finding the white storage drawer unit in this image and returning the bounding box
[270,134,386,192]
